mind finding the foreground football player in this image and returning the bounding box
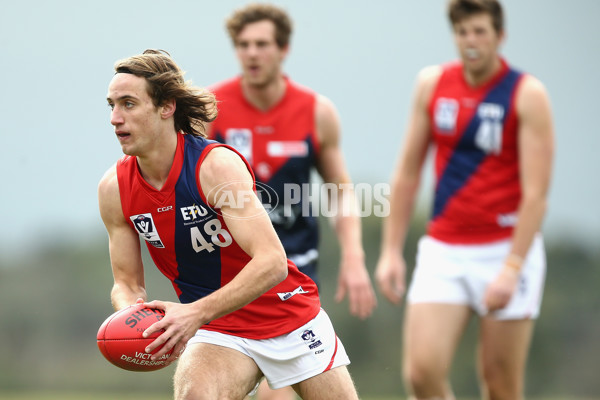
[98,49,359,400]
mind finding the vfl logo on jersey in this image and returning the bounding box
[434,98,459,133]
[301,329,323,350]
[267,141,308,157]
[225,128,252,164]
[277,286,309,301]
[130,213,165,249]
[475,102,505,155]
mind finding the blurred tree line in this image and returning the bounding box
[0,215,598,398]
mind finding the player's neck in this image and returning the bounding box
[241,75,286,111]
[136,131,178,191]
[463,55,502,87]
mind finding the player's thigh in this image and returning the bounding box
[291,366,357,400]
[174,342,262,400]
[403,303,472,375]
[478,317,534,383]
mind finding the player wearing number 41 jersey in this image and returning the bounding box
[375,1,554,399]
[428,57,523,243]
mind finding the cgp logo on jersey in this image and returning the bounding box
[130,213,165,248]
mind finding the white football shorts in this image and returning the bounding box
[407,233,546,320]
[187,308,350,390]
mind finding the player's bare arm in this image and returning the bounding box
[314,94,376,319]
[484,75,554,311]
[375,65,440,304]
[143,147,288,362]
[511,75,554,258]
[98,165,146,310]
[200,147,289,314]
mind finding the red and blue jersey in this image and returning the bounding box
[427,58,524,243]
[209,77,320,267]
[116,133,320,339]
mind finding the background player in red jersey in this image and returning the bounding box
[98,49,359,400]
[208,5,377,399]
[375,1,554,399]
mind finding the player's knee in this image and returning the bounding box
[403,361,439,393]
[480,362,521,400]
[483,379,521,400]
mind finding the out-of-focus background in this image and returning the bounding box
[1,0,598,399]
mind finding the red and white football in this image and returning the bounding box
[97,303,173,372]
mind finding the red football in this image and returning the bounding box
[97,303,173,372]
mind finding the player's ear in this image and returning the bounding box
[160,99,176,119]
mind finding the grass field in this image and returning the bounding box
[0,394,596,400]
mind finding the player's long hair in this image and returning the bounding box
[113,49,217,137]
[226,3,292,49]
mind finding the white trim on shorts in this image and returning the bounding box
[186,308,350,390]
[407,233,546,320]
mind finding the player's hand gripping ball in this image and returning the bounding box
[97,303,173,371]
